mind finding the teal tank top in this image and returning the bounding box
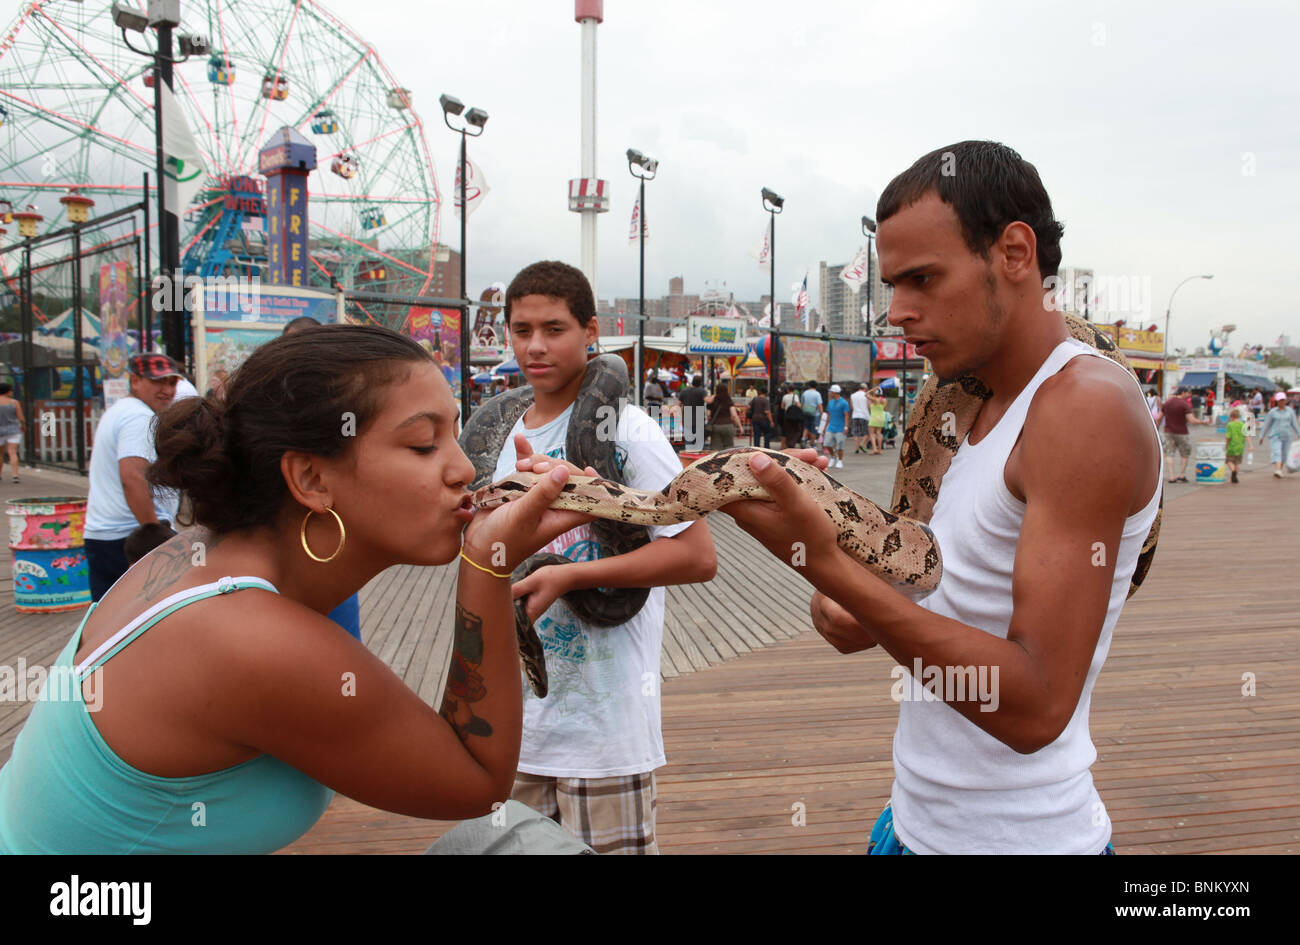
[0,576,333,854]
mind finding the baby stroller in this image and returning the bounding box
[882,410,899,449]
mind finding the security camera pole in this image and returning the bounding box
[762,187,784,396]
[115,0,210,364]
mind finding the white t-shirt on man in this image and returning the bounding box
[84,397,180,540]
[492,402,690,778]
[850,389,869,420]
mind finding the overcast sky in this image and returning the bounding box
[321,0,1294,354]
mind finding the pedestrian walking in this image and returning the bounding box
[0,383,25,483]
[1224,408,1251,484]
[748,387,773,449]
[706,382,742,449]
[850,384,870,453]
[1260,391,1300,478]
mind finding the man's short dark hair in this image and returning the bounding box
[283,316,322,335]
[505,260,597,327]
[691,375,703,387]
[878,140,1065,281]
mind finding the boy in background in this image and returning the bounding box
[493,260,717,853]
[1224,408,1249,484]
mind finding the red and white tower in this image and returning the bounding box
[569,1,609,298]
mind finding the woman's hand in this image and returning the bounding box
[463,465,590,573]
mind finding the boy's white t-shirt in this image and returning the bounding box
[492,402,690,778]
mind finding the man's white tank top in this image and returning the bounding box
[890,337,1162,854]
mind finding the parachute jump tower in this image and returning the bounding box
[569,1,609,299]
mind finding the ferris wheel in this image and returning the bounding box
[0,0,442,327]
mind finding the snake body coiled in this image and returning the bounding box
[458,355,652,697]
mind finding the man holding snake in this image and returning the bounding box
[725,141,1162,854]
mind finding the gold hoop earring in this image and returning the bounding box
[300,507,346,563]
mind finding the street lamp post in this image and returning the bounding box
[1162,274,1214,399]
[627,149,658,407]
[761,188,784,396]
[440,93,488,423]
[862,215,876,387]
[114,1,210,364]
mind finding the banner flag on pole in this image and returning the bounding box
[752,219,772,270]
[453,158,490,217]
[840,244,873,289]
[792,273,810,330]
[628,196,648,244]
[160,83,208,212]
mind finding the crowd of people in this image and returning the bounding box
[0,140,1286,858]
[1152,384,1300,483]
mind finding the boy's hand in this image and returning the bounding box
[512,564,574,625]
[513,433,598,478]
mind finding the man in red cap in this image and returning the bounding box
[83,354,183,600]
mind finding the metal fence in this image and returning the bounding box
[0,184,150,474]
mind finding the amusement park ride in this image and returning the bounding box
[0,0,443,329]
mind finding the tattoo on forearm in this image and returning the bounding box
[440,603,494,743]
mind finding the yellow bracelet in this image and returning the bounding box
[459,548,512,580]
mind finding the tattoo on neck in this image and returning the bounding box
[140,528,224,601]
[439,602,494,743]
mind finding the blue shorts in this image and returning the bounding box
[866,804,1117,855]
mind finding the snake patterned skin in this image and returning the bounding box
[889,313,1161,598]
[478,447,942,595]
[457,355,651,698]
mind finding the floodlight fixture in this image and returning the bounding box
[464,107,489,129]
[761,187,784,211]
[862,214,876,234]
[112,2,150,33]
[439,94,464,117]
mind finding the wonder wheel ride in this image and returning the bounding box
[0,0,442,329]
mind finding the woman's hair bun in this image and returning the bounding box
[148,394,237,529]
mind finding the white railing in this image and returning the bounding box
[30,400,102,467]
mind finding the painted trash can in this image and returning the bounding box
[1194,442,1226,485]
[7,496,91,613]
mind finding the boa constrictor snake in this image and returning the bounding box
[464,316,1160,697]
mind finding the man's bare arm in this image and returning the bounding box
[119,457,161,526]
[727,369,1155,753]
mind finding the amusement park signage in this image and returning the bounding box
[874,339,920,361]
[222,175,265,215]
[1096,324,1163,354]
[686,316,747,355]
